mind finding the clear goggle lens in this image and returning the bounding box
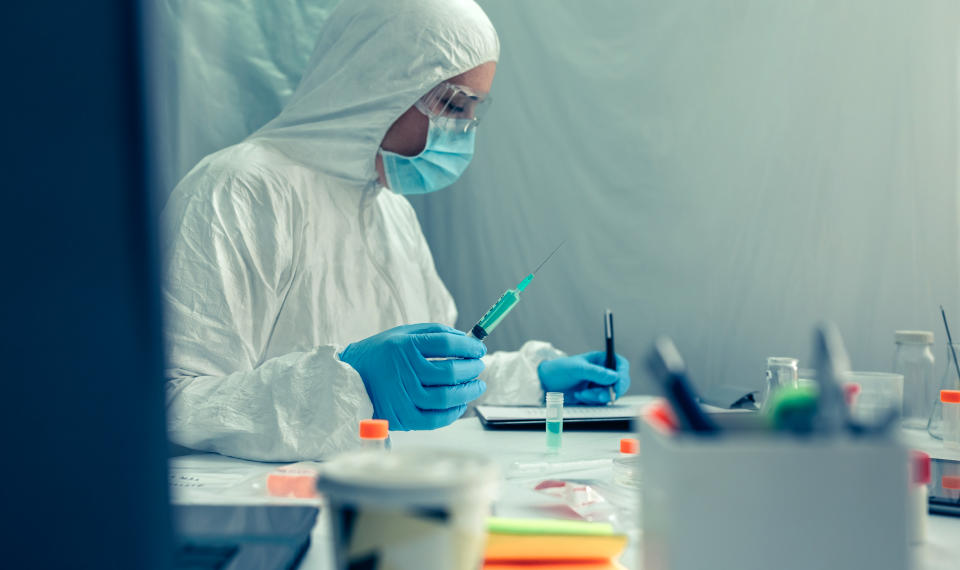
[414,81,491,133]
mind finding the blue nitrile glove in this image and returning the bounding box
[339,323,487,431]
[538,351,631,405]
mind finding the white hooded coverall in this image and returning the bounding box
[161,0,561,461]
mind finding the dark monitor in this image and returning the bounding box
[1,2,172,568]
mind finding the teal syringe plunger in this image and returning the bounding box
[468,242,564,340]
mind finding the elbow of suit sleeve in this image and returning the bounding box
[474,340,565,406]
[165,345,373,461]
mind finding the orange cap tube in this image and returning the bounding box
[360,419,389,439]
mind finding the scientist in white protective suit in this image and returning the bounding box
[161,0,632,461]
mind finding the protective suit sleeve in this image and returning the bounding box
[162,168,372,461]
[166,347,371,461]
[475,340,566,405]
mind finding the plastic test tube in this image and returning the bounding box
[942,390,960,448]
[614,438,641,489]
[360,419,390,450]
[546,392,563,453]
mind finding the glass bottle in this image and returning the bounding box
[894,331,936,430]
[928,343,960,439]
[760,357,799,410]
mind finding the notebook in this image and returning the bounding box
[476,404,636,430]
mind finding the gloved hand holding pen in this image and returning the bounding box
[538,352,631,405]
[339,323,487,430]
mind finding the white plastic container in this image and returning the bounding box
[639,417,908,570]
[316,448,499,570]
[893,330,936,429]
[908,450,930,544]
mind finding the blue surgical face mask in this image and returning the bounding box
[379,116,476,195]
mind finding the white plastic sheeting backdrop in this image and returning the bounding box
[154,0,960,401]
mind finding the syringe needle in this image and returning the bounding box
[469,240,565,340]
[532,240,565,275]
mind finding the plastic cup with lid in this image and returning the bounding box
[316,447,499,570]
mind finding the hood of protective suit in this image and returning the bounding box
[248,0,500,188]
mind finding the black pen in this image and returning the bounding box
[604,310,616,404]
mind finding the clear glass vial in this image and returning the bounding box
[894,331,936,429]
[761,357,799,409]
[545,392,563,453]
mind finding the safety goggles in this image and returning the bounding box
[414,81,492,133]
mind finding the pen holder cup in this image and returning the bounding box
[639,416,909,570]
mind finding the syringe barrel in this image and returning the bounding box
[475,289,521,336]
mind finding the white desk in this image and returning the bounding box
[171,416,960,569]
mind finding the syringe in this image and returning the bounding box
[467,242,564,340]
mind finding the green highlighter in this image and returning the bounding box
[766,385,819,434]
[487,517,615,536]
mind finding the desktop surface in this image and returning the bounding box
[170,417,960,570]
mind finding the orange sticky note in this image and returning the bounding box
[484,533,628,562]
